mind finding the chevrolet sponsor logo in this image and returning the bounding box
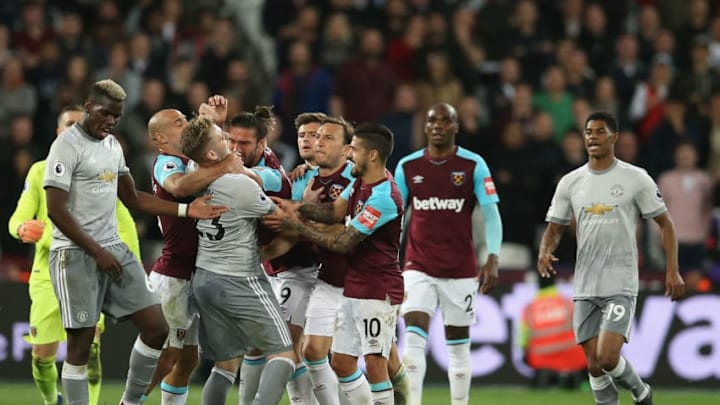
[97,170,117,182]
[583,203,616,215]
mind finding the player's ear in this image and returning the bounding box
[369,149,379,163]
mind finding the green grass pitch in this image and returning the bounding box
[0,381,716,405]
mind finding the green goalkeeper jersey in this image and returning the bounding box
[8,160,141,283]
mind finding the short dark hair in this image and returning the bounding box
[294,112,327,129]
[354,123,394,163]
[584,111,618,134]
[180,116,214,163]
[229,105,274,140]
[57,105,83,126]
[322,116,354,145]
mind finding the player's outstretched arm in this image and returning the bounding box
[46,186,122,279]
[653,212,685,301]
[537,222,567,278]
[118,174,228,218]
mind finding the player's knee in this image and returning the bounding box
[32,344,58,360]
[597,351,621,372]
[364,355,389,381]
[302,344,326,362]
[330,354,356,377]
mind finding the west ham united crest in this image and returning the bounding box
[329,184,344,200]
[451,171,466,186]
[177,328,187,341]
[355,201,365,215]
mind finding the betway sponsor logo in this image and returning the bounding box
[413,197,465,213]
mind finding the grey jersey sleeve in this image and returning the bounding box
[634,169,667,219]
[44,137,78,192]
[545,175,573,225]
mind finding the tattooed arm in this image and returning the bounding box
[293,193,348,224]
[283,216,366,254]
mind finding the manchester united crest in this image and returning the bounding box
[329,184,344,200]
[451,171,466,186]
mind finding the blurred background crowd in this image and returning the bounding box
[1,0,719,291]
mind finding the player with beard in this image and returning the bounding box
[226,107,318,404]
[538,111,685,405]
[180,116,296,405]
[265,123,404,405]
[394,103,502,405]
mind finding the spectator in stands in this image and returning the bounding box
[610,34,647,116]
[659,141,713,291]
[592,76,623,127]
[332,28,397,123]
[414,50,463,112]
[676,35,720,119]
[93,41,143,110]
[0,57,37,139]
[505,0,553,86]
[638,5,663,62]
[629,53,674,141]
[320,12,354,73]
[55,55,92,111]
[273,40,332,144]
[533,65,574,142]
[578,3,613,74]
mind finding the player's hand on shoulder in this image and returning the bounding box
[665,271,685,301]
[92,248,122,281]
[208,95,228,125]
[288,163,309,181]
[188,195,229,219]
[18,219,45,243]
[536,252,558,278]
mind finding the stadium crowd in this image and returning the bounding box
[0,0,719,290]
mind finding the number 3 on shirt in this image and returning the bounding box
[203,216,225,241]
[605,302,626,321]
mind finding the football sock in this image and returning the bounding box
[370,381,394,405]
[87,341,102,405]
[33,354,59,405]
[238,355,266,405]
[403,326,428,405]
[202,367,235,405]
[62,362,89,405]
[447,339,471,405]
[253,357,295,405]
[589,373,619,405]
[306,356,340,405]
[391,363,410,405]
[160,382,189,405]
[286,362,315,404]
[604,357,648,400]
[122,337,161,405]
[338,369,372,405]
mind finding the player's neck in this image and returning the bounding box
[588,155,616,171]
[318,159,345,177]
[427,144,455,159]
[305,160,317,168]
[361,165,386,184]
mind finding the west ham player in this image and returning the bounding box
[266,123,404,405]
[227,108,317,404]
[179,116,296,405]
[394,103,502,405]
[8,105,141,405]
[144,103,245,405]
[538,112,685,405]
[42,80,226,405]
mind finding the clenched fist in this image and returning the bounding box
[18,219,45,243]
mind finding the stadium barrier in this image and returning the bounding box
[0,281,717,388]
